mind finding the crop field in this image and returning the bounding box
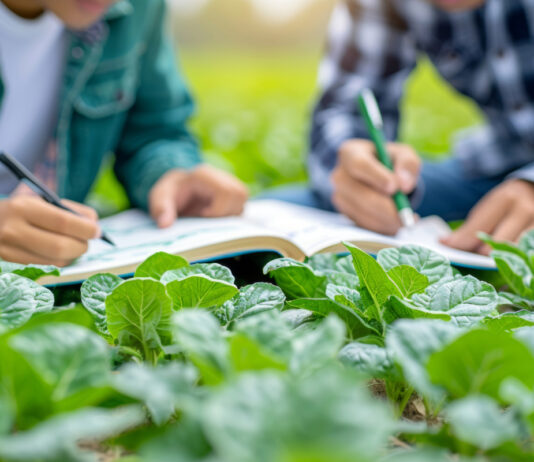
[1,232,534,461]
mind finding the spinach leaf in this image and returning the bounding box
[172,310,230,384]
[345,244,401,324]
[135,252,189,280]
[0,273,54,330]
[492,250,534,298]
[0,406,145,462]
[410,275,498,327]
[80,273,123,335]
[386,319,463,400]
[216,283,286,327]
[106,278,173,362]
[113,362,198,425]
[165,275,238,310]
[386,265,429,298]
[377,245,453,284]
[0,262,60,281]
[427,329,534,401]
[339,342,397,380]
[263,258,328,299]
[162,263,235,285]
[446,396,523,451]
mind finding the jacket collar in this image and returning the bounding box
[104,0,133,20]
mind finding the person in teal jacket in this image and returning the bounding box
[0,0,248,267]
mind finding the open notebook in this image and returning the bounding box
[40,199,496,285]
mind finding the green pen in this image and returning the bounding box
[357,89,416,228]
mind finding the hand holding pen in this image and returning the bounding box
[0,152,114,267]
[330,89,421,235]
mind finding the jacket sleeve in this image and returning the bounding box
[114,0,202,210]
[309,0,416,203]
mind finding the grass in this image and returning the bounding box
[89,50,483,213]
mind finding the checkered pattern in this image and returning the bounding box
[309,0,534,202]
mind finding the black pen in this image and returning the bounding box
[0,152,115,246]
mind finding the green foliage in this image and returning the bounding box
[3,237,534,461]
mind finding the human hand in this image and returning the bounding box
[0,196,100,266]
[442,179,534,255]
[331,140,421,235]
[149,165,249,228]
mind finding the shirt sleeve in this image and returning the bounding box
[114,0,202,211]
[309,0,417,203]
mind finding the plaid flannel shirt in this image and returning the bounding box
[310,0,534,202]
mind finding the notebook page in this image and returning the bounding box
[245,200,495,269]
[59,209,283,278]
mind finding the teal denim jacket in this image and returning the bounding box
[0,0,201,210]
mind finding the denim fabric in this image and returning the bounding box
[0,0,201,210]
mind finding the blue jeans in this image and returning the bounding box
[260,158,505,222]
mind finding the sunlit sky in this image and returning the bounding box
[167,0,321,23]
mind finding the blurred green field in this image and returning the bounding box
[89,51,483,213]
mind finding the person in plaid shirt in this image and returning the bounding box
[310,0,534,255]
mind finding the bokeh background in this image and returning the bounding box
[90,0,484,213]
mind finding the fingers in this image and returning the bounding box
[388,143,421,194]
[62,200,99,222]
[338,140,397,194]
[0,244,69,267]
[149,171,187,228]
[441,188,509,252]
[332,167,402,235]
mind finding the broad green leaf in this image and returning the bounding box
[345,244,401,322]
[446,396,522,450]
[161,263,235,285]
[427,329,534,401]
[217,283,285,326]
[380,448,453,462]
[514,326,534,355]
[387,266,429,298]
[411,275,498,327]
[479,233,528,259]
[492,250,534,298]
[322,270,360,290]
[229,334,288,372]
[135,252,189,280]
[482,312,534,332]
[335,255,358,275]
[290,315,346,374]
[306,254,340,271]
[263,258,327,299]
[384,296,451,324]
[286,298,379,339]
[280,309,315,329]
[106,278,172,361]
[339,342,396,379]
[0,405,145,462]
[172,310,229,384]
[499,292,534,310]
[500,378,534,417]
[80,273,123,335]
[165,275,238,310]
[233,310,294,363]
[0,273,54,330]
[377,245,453,284]
[0,387,13,435]
[386,320,463,400]
[0,262,60,281]
[112,363,198,426]
[8,323,110,404]
[203,368,393,462]
[325,284,363,311]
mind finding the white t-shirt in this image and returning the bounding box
[0,1,66,195]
